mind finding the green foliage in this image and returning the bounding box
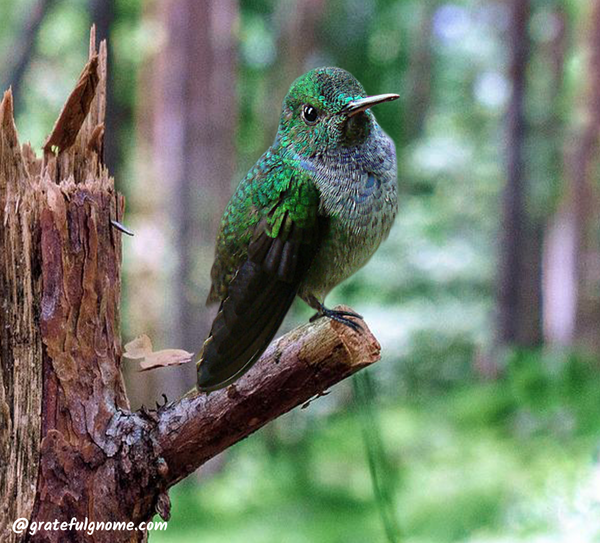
[153,348,600,542]
[4,0,600,541]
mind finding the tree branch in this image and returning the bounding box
[155,310,381,488]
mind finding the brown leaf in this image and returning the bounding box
[139,349,193,371]
[123,334,153,359]
[123,334,193,371]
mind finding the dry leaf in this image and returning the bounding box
[123,334,193,371]
[123,335,153,359]
[139,349,194,372]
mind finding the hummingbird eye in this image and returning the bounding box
[301,105,319,124]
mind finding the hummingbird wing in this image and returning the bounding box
[197,166,322,392]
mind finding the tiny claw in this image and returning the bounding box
[110,219,134,236]
[139,404,159,422]
[310,305,364,332]
[331,308,363,319]
[330,314,363,332]
[155,393,169,410]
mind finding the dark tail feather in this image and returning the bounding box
[196,263,297,392]
[197,212,323,392]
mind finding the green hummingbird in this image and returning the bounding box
[197,67,398,392]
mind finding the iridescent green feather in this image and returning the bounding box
[199,65,398,395]
[207,157,320,304]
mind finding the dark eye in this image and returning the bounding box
[302,105,318,124]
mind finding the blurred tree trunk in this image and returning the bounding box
[90,0,125,176]
[560,0,600,351]
[496,0,543,347]
[540,8,575,346]
[152,0,238,398]
[276,0,325,81]
[118,0,165,409]
[405,2,436,140]
[263,0,326,145]
[1,0,58,108]
[90,0,162,409]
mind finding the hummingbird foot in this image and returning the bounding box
[309,304,364,332]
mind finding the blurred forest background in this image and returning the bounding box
[3,0,600,541]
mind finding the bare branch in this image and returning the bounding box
[155,310,381,487]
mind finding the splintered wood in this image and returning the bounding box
[43,41,109,184]
[0,32,129,543]
[42,55,100,154]
[0,87,44,543]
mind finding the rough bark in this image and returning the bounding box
[0,86,44,543]
[0,33,381,542]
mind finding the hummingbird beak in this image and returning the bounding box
[340,93,400,117]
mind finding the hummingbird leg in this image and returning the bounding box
[307,297,364,332]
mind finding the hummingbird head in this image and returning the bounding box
[276,67,398,159]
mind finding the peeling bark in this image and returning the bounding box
[0,31,381,542]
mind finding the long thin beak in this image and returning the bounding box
[340,93,400,117]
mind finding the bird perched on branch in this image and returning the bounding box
[197,67,398,392]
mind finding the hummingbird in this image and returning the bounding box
[197,67,398,392]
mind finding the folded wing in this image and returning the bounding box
[197,179,322,392]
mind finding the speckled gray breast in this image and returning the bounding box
[298,127,397,302]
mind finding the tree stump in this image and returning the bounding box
[0,33,381,542]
